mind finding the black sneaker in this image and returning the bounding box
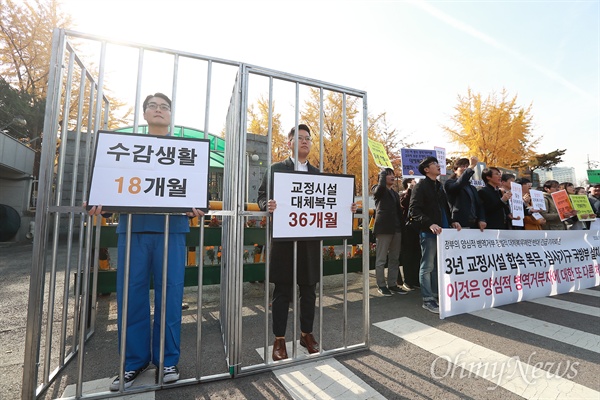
[388,285,408,295]
[109,363,149,391]
[377,286,392,296]
[156,365,180,384]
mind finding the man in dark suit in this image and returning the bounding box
[444,156,486,231]
[478,167,512,229]
[372,168,408,296]
[257,124,322,361]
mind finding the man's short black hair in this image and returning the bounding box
[287,124,311,140]
[452,158,469,170]
[143,93,171,111]
[402,178,414,190]
[417,156,438,175]
[481,167,500,183]
[501,173,516,182]
[515,177,531,185]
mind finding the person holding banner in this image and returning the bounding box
[444,156,486,231]
[372,168,408,296]
[89,93,204,390]
[540,180,568,230]
[559,182,585,230]
[515,177,546,230]
[409,156,461,314]
[258,124,358,360]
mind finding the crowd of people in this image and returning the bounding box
[371,155,600,314]
[88,103,600,389]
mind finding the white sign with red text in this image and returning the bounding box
[87,131,210,213]
[438,228,600,319]
[272,171,355,240]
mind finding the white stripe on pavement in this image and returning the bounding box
[577,288,600,298]
[374,317,599,400]
[471,308,600,353]
[257,342,385,400]
[527,297,600,317]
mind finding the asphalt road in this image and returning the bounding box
[1,241,599,400]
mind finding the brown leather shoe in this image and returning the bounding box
[272,338,288,361]
[300,333,319,354]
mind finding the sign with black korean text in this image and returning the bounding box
[400,148,437,178]
[509,182,524,227]
[438,228,600,319]
[87,130,210,213]
[272,171,355,240]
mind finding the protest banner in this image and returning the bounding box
[551,189,574,221]
[87,131,210,212]
[271,171,355,240]
[569,194,597,221]
[400,148,437,178]
[530,189,546,211]
[438,228,600,319]
[509,182,524,227]
[434,146,447,176]
[368,139,393,168]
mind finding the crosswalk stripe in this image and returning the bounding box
[577,288,600,298]
[374,317,599,400]
[257,343,385,400]
[527,297,600,317]
[470,308,600,353]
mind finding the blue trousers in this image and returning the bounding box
[117,233,186,370]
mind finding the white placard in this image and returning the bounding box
[434,146,446,176]
[438,228,600,319]
[272,171,355,240]
[530,189,546,211]
[87,131,210,212]
[509,182,524,227]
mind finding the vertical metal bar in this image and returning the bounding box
[342,94,348,175]
[318,88,324,351]
[361,94,370,347]
[341,93,349,346]
[292,82,300,358]
[204,60,212,141]
[72,80,95,348]
[22,27,65,400]
[133,48,144,133]
[264,76,274,363]
[195,216,205,380]
[118,214,134,392]
[157,215,170,384]
[75,215,97,398]
[171,54,179,135]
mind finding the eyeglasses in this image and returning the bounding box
[146,103,171,111]
[291,136,312,142]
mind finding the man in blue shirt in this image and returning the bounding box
[89,93,204,390]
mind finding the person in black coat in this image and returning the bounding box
[399,178,420,289]
[257,123,361,362]
[478,167,512,229]
[444,156,486,231]
[372,168,407,296]
[408,156,461,314]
